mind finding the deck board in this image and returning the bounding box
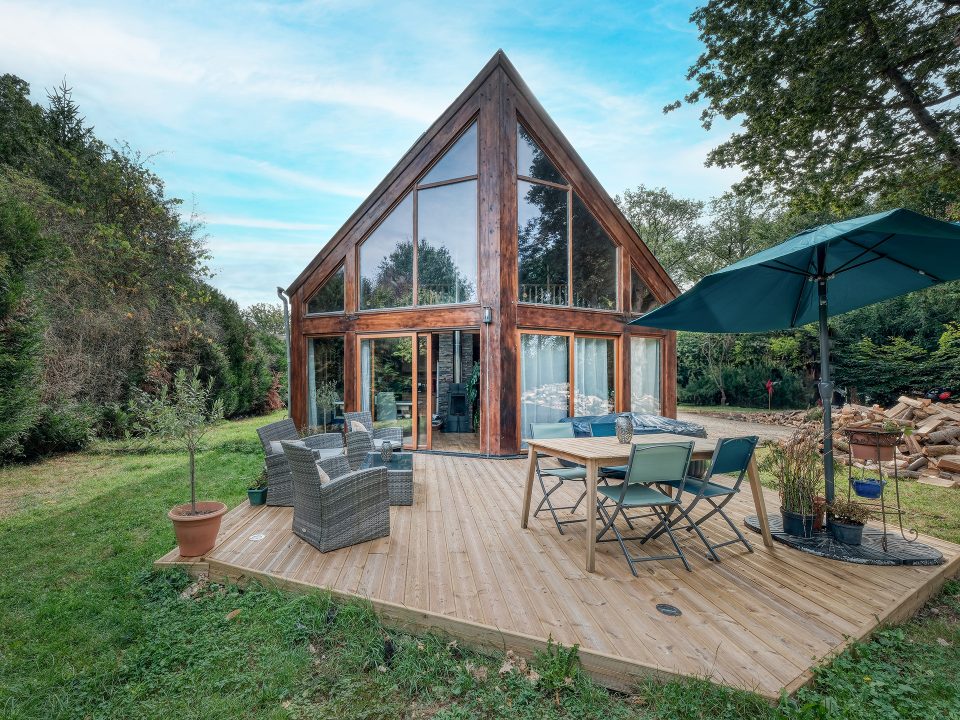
[156,454,960,699]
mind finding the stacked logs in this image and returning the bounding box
[835,396,960,488]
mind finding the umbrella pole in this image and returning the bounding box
[817,275,835,504]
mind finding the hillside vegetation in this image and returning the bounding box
[0,75,284,461]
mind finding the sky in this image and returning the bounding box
[0,0,743,306]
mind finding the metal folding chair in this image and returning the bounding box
[530,423,588,535]
[567,422,618,515]
[596,442,700,575]
[656,436,759,558]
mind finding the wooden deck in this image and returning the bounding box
[156,454,960,699]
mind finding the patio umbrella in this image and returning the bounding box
[631,208,960,502]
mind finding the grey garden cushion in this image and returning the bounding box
[315,464,332,486]
[312,447,344,461]
[270,439,304,455]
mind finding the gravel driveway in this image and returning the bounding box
[677,411,797,442]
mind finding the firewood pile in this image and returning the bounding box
[835,396,960,488]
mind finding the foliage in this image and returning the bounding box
[828,498,873,526]
[761,431,824,515]
[314,380,340,432]
[135,366,224,512]
[248,465,268,490]
[18,400,99,458]
[1,413,958,718]
[467,360,481,430]
[672,0,960,213]
[0,195,47,458]
[0,74,280,462]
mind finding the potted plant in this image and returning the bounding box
[248,467,268,506]
[760,431,824,538]
[315,381,340,433]
[137,366,226,557]
[843,420,903,462]
[827,498,872,545]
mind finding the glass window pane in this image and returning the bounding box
[360,336,414,444]
[359,193,414,309]
[306,265,344,314]
[518,180,568,305]
[417,180,478,305]
[631,337,661,414]
[520,333,569,445]
[417,335,428,448]
[631,267,659,316]
[571,194,617,310]
[421,122,477,185]
[308,336,344,431]
[575,337,615,416]
[517,124,565,185]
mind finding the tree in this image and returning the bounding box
[615,185,703,284]
[670,1,960,211]
[136,367,224,514]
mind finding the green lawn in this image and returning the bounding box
[1,413,958,719]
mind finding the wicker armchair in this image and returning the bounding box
[281,441,390,553]
[344,411,402,449]
[345,430,374,471]
[257,419,344,507]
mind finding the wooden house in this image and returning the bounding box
[286,51,678,455]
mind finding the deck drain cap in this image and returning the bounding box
[656,603,682,617]
[249,533,266,541]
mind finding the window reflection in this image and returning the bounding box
[417,180,478,305]
[421,123,477,185]
[359,193,414,310]
[518,180,568,305]
[571,195,617,310]
[306,265,344,314]
[631,267,659,316]
[308,337,344,431]
[517,125,565,185]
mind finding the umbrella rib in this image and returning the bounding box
[840,236,943,282]
[760,260,814,277]
[789,276,812,328]
[828,233,895,275]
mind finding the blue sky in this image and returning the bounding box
[1,0,741,306]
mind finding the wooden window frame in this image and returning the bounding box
[356,117,482,315]
[516,119,621,314]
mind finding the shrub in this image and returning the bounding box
[19,400,98,458]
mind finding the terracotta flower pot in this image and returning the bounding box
[169,501,228,557]
[845,428,900,462]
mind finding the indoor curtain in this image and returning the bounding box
[307,340,317,426]
[360,340,372,413]
[574,337,611,416]
[631,337,661,414]
[520,334,569,444]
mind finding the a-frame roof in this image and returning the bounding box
[287,50,678,300]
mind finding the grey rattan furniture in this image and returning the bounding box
[345,430,374,471]
[344,410,402,449]
[281,441,390,553]
[362,451,414,506]
[257,419,344,507]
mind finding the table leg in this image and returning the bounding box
[746,457,774,547]
[585,459,599,573]
[521,445,537,529]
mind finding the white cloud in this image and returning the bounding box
[204,215,332,232]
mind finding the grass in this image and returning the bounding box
[0,413,958,719]
[679,404,806,415]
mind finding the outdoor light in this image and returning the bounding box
[482,306,493,324]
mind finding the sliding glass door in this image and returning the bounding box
[360,335,415,447]
[630,336,662,414]
[519,331,617,442]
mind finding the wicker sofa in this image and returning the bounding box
[257,418,344,507]
[281,441,390,553]
[344,411,402,450]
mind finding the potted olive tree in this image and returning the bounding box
[761,432,824,538]
[827,498,872,545]
[315,381,340,433]
[138,367,226,556]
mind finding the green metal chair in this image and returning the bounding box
[596,441,697,575]
[655,436,759,558]
[531,423,588,535]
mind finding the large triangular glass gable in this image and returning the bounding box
[517,124,565,185]
[306,264,344,314]
[421,122,478,185]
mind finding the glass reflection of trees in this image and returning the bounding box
[307,265,345,314]
[516,123,618,310]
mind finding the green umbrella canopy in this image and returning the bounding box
[632,208,960,505]
[632,208,960,333]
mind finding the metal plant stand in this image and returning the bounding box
[842,428,918,551]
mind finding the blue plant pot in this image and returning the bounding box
[828,519,864,546]
[780,508,814,538]
[851,479,885,499]
[247,487,268,506]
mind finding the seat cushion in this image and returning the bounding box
[350,420,368,433]
[312,447,344,461]
[598,483,676,507]
[541,466,587,481]
[270,439,304,455]
[315,464,332,486]
[661,477,736,498]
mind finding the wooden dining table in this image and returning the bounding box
[520,433,774,573]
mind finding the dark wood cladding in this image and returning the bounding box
[288,51,678,452]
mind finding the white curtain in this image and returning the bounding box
[574,338,613,416]
[520,334,569,444]
[307,340,317,426]
[360,340,372,413]
[631,337,661,414]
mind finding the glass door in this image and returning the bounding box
[359,334,416,448]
